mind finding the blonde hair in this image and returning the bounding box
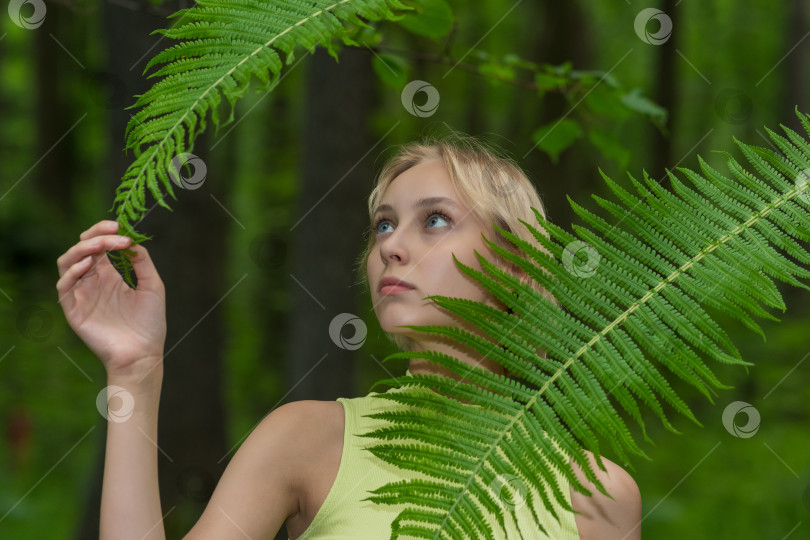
[356,132,559,380]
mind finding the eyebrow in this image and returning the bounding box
[373,196,460,217]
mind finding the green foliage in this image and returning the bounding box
[373,52,411,88]
[102,2,810,537]
[462,55,665,166]
[621,87,668,126]
[107,0,663,287]
[542,65,666,165]
[532,119,583,164]
[396,0,453,39]
[588,128,631,169]
[107,0,414,287]
[361,109,810,538]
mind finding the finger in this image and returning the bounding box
[127,244,164,291]
[57,234,130,276]
[57,234,131,277]
[79,220,120,241]
[56,254,96,309]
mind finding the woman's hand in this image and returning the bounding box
[56,220,166,379]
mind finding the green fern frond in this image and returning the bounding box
[362,107,810,539]
[107,0,413,286]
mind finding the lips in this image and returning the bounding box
[378,276,415,293]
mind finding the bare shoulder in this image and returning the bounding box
[257,399,343,442]
[569,450,641,540]
[184,399,344,539]
[277,399,344,463]
[244,399,341,464]
[251,400,344,496]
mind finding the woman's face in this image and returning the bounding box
[367,158,506,342]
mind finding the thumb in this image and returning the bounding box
[127,244,163,290]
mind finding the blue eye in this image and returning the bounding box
[372,208,453,235]
[427,214,449,228]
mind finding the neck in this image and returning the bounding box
[405,335,506,382]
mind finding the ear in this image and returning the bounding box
[506,264,528,287]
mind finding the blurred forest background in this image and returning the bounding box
[1,0,809,538]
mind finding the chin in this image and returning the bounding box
[378,309,420,332]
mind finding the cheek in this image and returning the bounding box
[430,247,481,290]
[447,244,496,297]
[366,259,379,296]
[450,240,487,271]
[366,250,380,274]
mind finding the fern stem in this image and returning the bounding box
[532,174,804,406]
[117,0,355,225]
[436,178,808,535]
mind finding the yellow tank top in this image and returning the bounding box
[292,371,581,539]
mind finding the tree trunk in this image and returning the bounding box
[285,46,378,403]
[523,0,594,227]
[33,3,75,222]
[782,0,809,132]
[77,1,228,537]
[650,0,677,181]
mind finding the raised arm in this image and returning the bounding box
[57,220,304,539]
[57,220,168,539]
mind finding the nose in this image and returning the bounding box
[379,227,409,265]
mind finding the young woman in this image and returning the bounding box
[56,134,641,539]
